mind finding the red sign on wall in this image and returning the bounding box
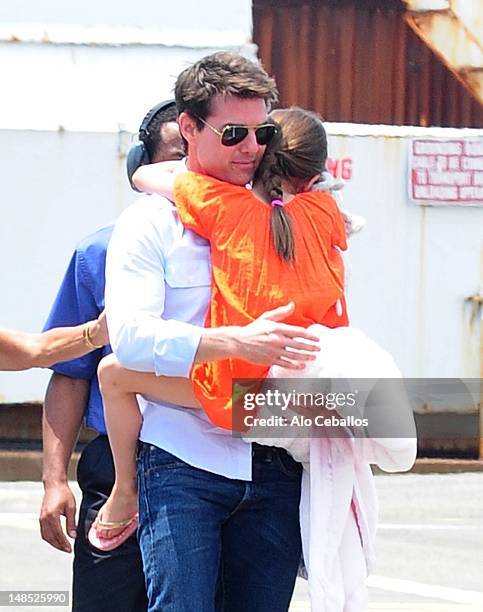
[326,157,353,181]
[409,138,483,205]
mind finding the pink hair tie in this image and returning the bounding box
[271,199,284,207]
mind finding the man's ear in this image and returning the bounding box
[178,112,199,145]
[305,173,321,191]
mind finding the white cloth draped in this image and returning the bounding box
[244,325,417,611]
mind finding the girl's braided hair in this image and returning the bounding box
[256,107,328,263]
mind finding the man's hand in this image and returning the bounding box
[41,373,87,552]
[39,482,77,553]
[196,302,320,367]
[232,302,320,369]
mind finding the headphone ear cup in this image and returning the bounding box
[126,141,151,192]
[127,99,176,191]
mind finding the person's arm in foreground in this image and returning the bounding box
[0,312,107,371]
[39,373,89,553]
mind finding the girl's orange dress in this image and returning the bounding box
[173,171,349,430]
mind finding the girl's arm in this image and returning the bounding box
[132,161,183,199]
[0,312,108,371]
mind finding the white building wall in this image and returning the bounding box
[1,125,481,402]
[0,0,256,133]
[0,0,252,33]
[328,126,482,382]
[0,42,258,133]
[0,0,256,402]
[0,0,481,403]
[0,129,133,402]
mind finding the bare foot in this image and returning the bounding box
[94,487,138,539]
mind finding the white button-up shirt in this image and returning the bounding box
[105,194,252,480]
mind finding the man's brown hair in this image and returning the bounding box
[174,52,278,127]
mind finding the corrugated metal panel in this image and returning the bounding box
[253,0,483,128]
[403,1,483,106]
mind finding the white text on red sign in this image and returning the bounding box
[410,139,483,204]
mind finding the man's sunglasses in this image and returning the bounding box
[196,116,278,147]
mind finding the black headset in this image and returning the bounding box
[126,99,177,192]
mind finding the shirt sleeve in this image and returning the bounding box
[105,199,202,378]
[42,248,103,380]
[173,172,238,239]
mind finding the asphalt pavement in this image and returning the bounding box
[1,473,482,611]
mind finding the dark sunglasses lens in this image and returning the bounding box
[220,124,277,147]
[255,125,277,145]
[221,126,248,146]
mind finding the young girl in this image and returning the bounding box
[90,107,350,549]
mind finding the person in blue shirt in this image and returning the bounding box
[39,100,185,612]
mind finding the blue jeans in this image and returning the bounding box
[137,442,302,612]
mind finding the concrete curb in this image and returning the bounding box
[409,458,483,474]
[1,451,482,481]
[0,450,80,481]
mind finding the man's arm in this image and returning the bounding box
[39,373,89,553]
[38,235,106,552]
[106,202,320,378]
[195,302,320,368]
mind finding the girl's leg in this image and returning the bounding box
[94,354,199,538]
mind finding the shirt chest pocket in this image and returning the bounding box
[164,253,211,288]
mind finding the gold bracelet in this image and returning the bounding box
[82,322,103,351]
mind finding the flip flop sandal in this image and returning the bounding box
[87,513,139,552]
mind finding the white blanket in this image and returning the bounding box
[244,325,417,611]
